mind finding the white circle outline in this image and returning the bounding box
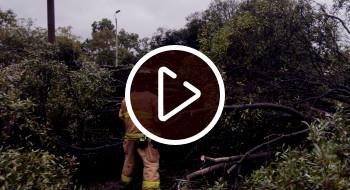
[125,45,225,145]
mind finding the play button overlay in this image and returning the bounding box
[125,45,225,145]
[158,67,201,122]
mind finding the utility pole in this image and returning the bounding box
[47,0,55,43]
[115,10,120,67]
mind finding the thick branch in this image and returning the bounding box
[224,103,306,120]
[186,162,235,180]
[227,128,309,174]
[226,128,309,189]
[317,5,350,35]
[55,138,123,152]
[201,152,271,163]
[324,14,350,35]
[186,152,271,180]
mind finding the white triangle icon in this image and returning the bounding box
[158,67,201,122]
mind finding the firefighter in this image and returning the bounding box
[119,71,160,190]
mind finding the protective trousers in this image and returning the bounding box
[121,139,160,190]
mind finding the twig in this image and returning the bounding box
[54,138,123,152]
[292,88,350,106]
[310,106,332,116]
[293,89,335,106]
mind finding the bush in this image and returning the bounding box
[0,148,78,190]
[0,9,114,189]
[243,110,350,190]
[0,12,113,147]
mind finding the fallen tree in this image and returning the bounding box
[185,128,310,189]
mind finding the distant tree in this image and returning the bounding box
[149,13,203,50]
[0,9,16,28]
[84,18,116,66]
[56,26,81,69]
[0,9,50,67]
[149,1,238,50]
[84,18,148,66]
[118,29,144,65]
[92,18,114,33]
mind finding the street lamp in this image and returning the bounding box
[115,10,121,67]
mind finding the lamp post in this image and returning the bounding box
[115,10,121,67]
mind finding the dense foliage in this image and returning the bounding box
[155,0,349,188]
[243,110,350,189]
[0,23,113,148]
[0,8,115,189]
[0,148,78,190]
[1,0,350,189]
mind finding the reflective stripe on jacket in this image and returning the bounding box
[124,132,146,140]
[142,180,160,189]
[123,111,153,119]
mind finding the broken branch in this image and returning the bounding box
[201,152,271,163]
[187,152,271,180]
[226,128,309,189]
[186,162,235,180]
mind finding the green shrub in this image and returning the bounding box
[243,111,350,190]
[0,148,78,190]
[0,15,113,147]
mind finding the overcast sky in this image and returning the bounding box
[1,0,212,40]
